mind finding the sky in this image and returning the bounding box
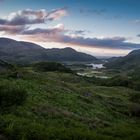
[0,0,140,57]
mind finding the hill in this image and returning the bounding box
[0,64,140,139]
[0,59,14,73]
[44,47,97,62]
[105,49,140,70]
[0,38,97,63]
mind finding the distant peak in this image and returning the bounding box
[63,47,76,51]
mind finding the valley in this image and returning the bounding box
[0,38,140,140]
[0,0,140,139]
[0,62,140,140]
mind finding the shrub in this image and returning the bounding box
[129,92,140,104]
[33,61,72,73]
[0,84,27,109]
[83,75,140,91]
[129,103,140,117]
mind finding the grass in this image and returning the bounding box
[0,69,140,140]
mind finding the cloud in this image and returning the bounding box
[22,27,63,36]
[0,25,27,34]
[54,23,65,30]
[20,24,65,42]
[59,36,140,49]
[1,22,139,50]
[17,26,140,50]
[0,8,139,50]
[47,9,67,21]
[133,19,140,24]
[0,8,67,26]
[137,34,140,37]
[67,30,89,36]
[0,8,67,35]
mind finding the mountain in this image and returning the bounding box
[44,47,97,62]
[0,38,46,63]
[0,38,97,63]
[105,49,140,70]
[106,56,122,63]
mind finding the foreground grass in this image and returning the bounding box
[0,70,140,140]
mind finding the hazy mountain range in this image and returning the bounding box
[0,37,140,70]
[0,38,97,63]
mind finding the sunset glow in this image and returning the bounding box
[0,0,140,57]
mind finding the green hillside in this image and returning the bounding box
[0,64,140,140]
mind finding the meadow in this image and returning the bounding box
[0,63,140,140]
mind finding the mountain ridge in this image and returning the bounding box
[0,38,97,63]
[105,48,140,70]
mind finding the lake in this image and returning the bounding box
[87,63,105,69]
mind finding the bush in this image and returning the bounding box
[33,61,72,73]
[129,92,140,104]
[83,75,140,91]
[0,84,27,109]
[129,103,140,117]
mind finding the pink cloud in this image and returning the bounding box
[0,8,67,26]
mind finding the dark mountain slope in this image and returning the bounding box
[44,47,97,62]
[105,49,140,70]
[0,38,97,63]
[0,38,47,63]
